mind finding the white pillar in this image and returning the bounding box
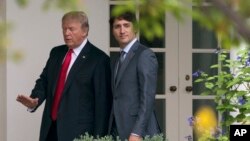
[0,0,7,140]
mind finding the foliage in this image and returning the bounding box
[1,0,250,62]
[193,47,250,140]
[0,21,23,63]
[15,0,82,11]
[111,0,190,41]
[192,0,250,48]
[73,133,166,141]
[110,0,250,49]
[73,133,113,141]
[15,0,29,8]
[0,22,7,62]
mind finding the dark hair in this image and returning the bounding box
[109,12,137,27]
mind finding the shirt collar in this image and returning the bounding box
[121,38,137,53]
[72,38,87,56]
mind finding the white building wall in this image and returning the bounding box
[4,0,109,141]
[0,0,7,140]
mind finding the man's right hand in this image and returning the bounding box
[16,95,38,109]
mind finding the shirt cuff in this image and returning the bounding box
[131,133,141,137]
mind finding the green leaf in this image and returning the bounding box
[217,89,227,95]
[205,82,214,89]
[200,91,211,96]
[235,114,246,122]
[16,0,29,8]
[194,78,205,82]
[211,64,219,68]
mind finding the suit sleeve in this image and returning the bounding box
[93,54,112,136]
[132,49,158,136]
[29,48,55,111]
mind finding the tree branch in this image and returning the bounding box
[210,0,250,41]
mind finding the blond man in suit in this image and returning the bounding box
[17,11,112,141]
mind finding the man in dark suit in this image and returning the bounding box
[16,11,112,141]
[108,12,161,141]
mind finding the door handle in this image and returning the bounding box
[169,86,177,92]
[186,86,192,92]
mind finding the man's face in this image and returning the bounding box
[62,19,87,49]
[112,19,136,48]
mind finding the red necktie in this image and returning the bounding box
[51,49,73,121]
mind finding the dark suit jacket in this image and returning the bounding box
[30,41,112,141]
[109,41,161,140]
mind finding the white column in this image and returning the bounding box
[0,0,7,140]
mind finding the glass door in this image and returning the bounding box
[186,4,222,141]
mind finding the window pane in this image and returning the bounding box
[192,53,218,95]
[109,5,120,48]
[193,99,218,141]
[156,53,165,94]
[139,12,165,48]
[192,5,218,49]
[192,21,218,49]
[110,27,120,47]
[155,99,166,136]
[192,53,230,95]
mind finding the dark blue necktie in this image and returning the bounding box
[115,51,126,83]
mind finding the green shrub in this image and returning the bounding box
[73,133,166,141]
[193,47,250,140]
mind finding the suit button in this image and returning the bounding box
[114,96,117,100]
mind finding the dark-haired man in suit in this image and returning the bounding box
[108,12,161,141]
[17,11,112,141]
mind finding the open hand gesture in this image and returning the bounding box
[16,95,38,109]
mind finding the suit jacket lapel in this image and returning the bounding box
[111,57,119,90]
[115,41,139,87]
[52,46,68,97]
[63,42,91,95]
